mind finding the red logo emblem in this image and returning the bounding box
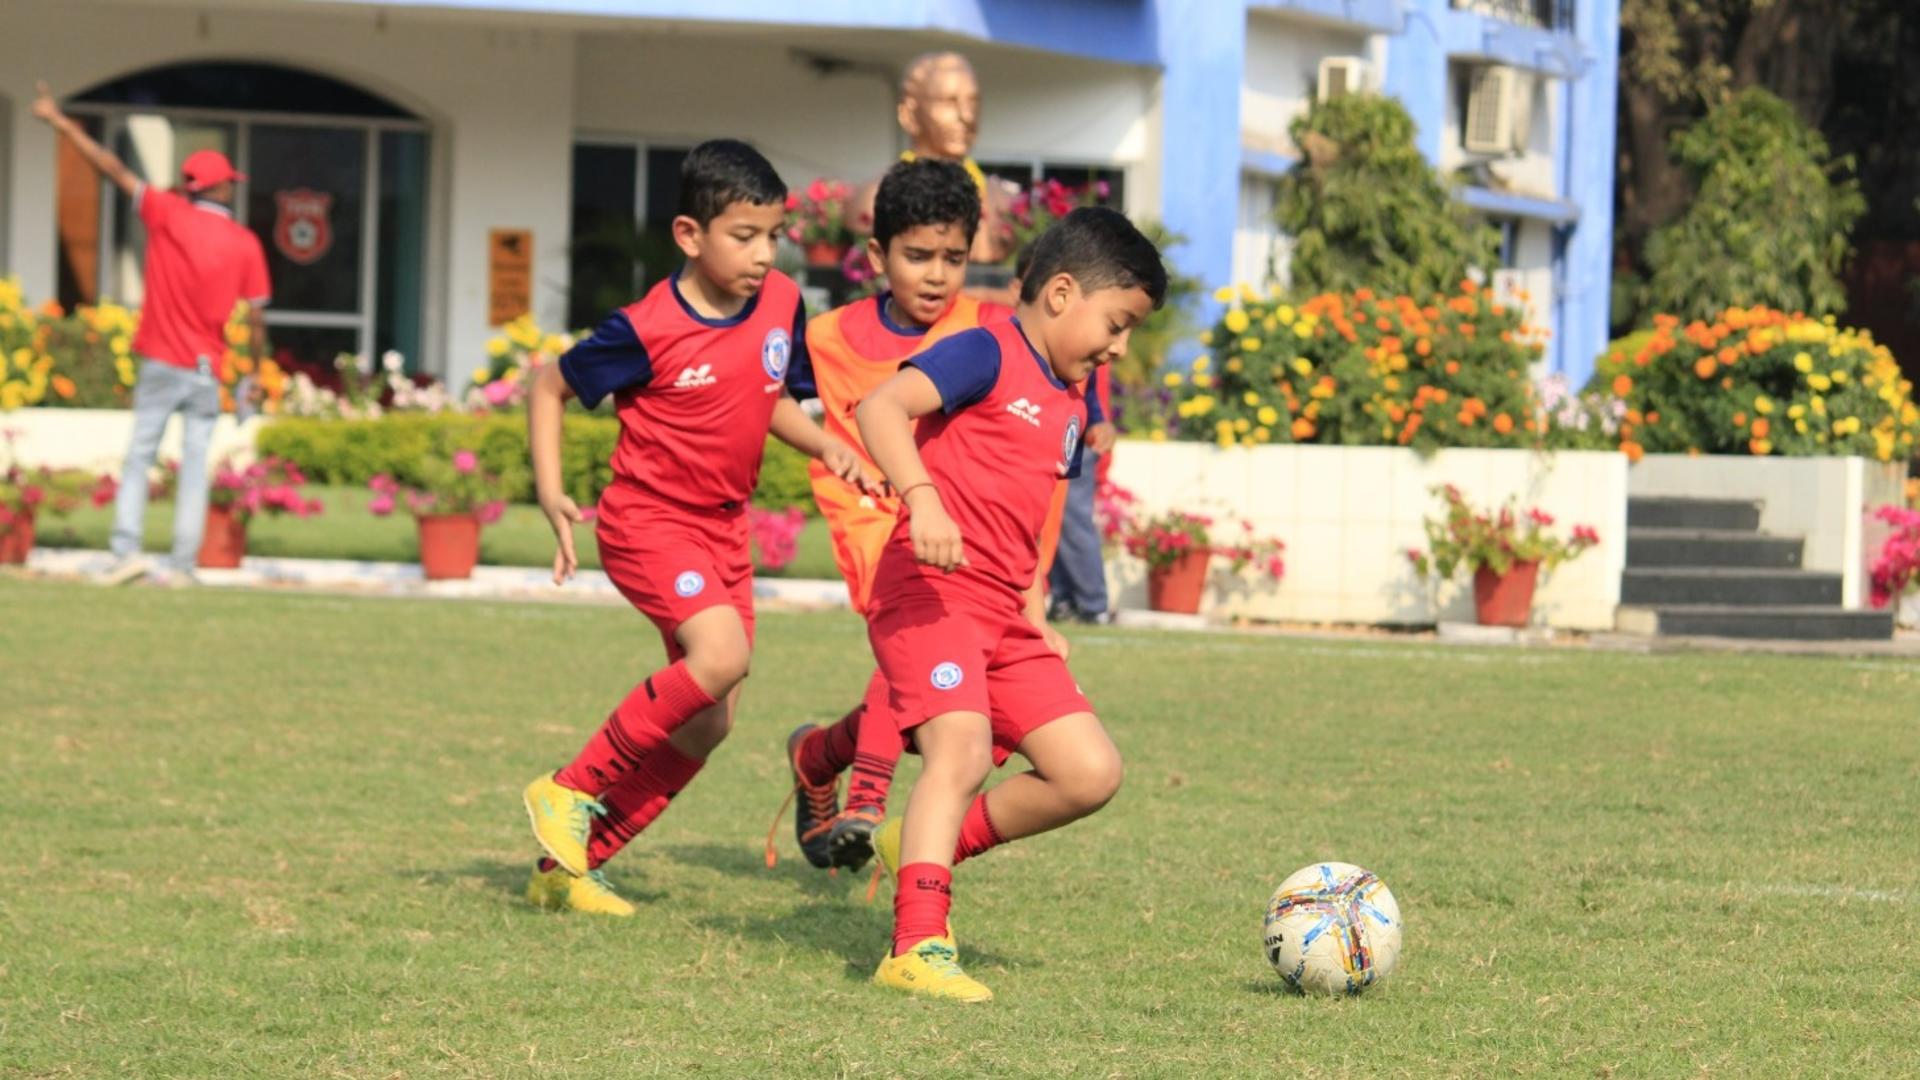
[273,189,333,265]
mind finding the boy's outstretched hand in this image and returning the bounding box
[819,437,886,497]
[31,81,62,125]
[540,493,584,584]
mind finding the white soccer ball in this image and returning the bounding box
[1262,861,1403,995]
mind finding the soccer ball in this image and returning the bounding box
[1262,862,1402,995]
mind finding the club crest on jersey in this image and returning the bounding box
[761,328,791,381]
[1060,414,1082,473]
[674,570,706,597]
[930,662,964,690]
[273,189,333,266]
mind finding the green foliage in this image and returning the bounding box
[256,413,817,513]
[1114,220,1204,389]
[1276,95,1499,300]
[1641,88,1866,323]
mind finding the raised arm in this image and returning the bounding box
[32,81,139,197]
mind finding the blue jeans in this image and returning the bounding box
[1048,451,1109,617]
[112,359,220,570]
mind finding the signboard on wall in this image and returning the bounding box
[488,229,533,326]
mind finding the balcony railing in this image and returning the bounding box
[1452,0,1574,32]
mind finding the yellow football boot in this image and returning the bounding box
[526,862,636,917]
[873,936,992,1002]
[522,773,604,876]
[863,816,904,902]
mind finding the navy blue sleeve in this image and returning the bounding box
[1085,368,1106,427]
[904,328,1001,413]
[783,295,816,400]
[1064,409,1088,480]
[559,311,652,409]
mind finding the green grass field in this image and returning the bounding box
[31,485,842,580]
[3,576,1917,1077]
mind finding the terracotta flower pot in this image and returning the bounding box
[1473,559,1540,627]
[418,513,481,580]
[198,505,248,569]
[0,509,34,565]
[1147,550,1210,614]
[804,241,849,267]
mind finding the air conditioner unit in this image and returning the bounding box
[1317,57,1368,102]
[1463,65,1533,154]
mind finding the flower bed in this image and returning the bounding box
[1591,306,1918,462]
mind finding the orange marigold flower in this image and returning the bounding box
[1717,347,1739,366]
[1415,338,1432,357]
[1732,412,1747,426]
[1460,323,1476,337]
[1751,418,1770,438]
[1291,417,1316,440]
[1721,377,1734,390]
[1493,413,1514,434]
[1612,374,1633,397]
[1694,357,1718,379]
[52,375,76,399]
[1444,360,1461,375]
[1624,409,1642,425]
[1646,410,1660,425]
[1354,288,1375,302]
[1456,410,1476,426]
[1622,440,1645,463]
[1459,279,1477,294]
[1375,316,1392,331]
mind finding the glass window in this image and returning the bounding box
[568,143,639,329]
[376,130,429,371]
[244,124,367,315]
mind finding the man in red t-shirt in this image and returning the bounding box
[34,80,270,585]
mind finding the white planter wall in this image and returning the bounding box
[1104,443,1628,630]
[1628,455,1907,609]
[4,408,259,475]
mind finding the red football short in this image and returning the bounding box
[867,587,1091,766]
[596,482,755,660]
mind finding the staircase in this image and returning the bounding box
[1617,496,1895,641]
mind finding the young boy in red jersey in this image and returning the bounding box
[777,162,1108,873]
[855,208,1166,999]
[521,140,874,916]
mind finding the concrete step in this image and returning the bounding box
[1620,568,1842,607]
[1627,496,1763,533]
[1617,605,1895,641]
[1625,528,1802,569]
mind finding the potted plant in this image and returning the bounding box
[1868,503,1920,625]
[0,465,110,564]
[367,449,514,580]
[1408,485,1600,627]
[1125,509,1215,614]
[748,506,805,573]
[786,179,857,266]
[200,456,323,569]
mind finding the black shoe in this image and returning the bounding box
[785,725,838,869]
[826,806,884,871]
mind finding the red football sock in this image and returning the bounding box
[796,706,859,787]
[846,670,903,815]
[585,742,706,869]
[953,794,1005,865]
[555,662,715,796]
[892,862,953,957]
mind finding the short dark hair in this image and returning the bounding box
[872,159,981,249]
[1018,206,1167,308]
[677,139,786,227]
[1012,241,1037,284]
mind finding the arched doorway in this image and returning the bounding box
[58,61,430,372]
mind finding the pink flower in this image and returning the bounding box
[483,380,516,406]
[476,500,506,525]
[1527,508,1556,527]
[368,493,395,516]
[453,450,478,474]
[369,473,398,495]
[579,506,599,523]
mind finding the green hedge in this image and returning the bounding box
[256,413,818,514]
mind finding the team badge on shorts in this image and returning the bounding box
[1060,414,1082,474]
[674,570,706,597]
[930,662,964,690]
[761,328,791,381]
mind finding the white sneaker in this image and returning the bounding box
[96,555,151,586]
[145,566,200,588]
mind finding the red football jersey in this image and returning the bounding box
[560,270,810,510]
[130,186,271,371]
[873,318,1088,601]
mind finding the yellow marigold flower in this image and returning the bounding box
[1795,419,1809,434]
[1254,426,1271,442]
[1263,316,1278,332]
[1225,358,1244,374]
[1793,351,1813,372]
[1754,396,1773,415]
[1163,371,1184,388]
[1193,372,1213,388]
[1383,376,1401,392]
[1292,323,1312,339]
[1750,438,1773,455]
[1242,391,1260,407]
[1277,304,1296,323]
[472,366,491,385]
[1199,330,1214,345]
[1257,405,1279,426]
[1192,354,1211,372]
[1241,337,1261,352]
[1809,374,1831,392]
[1223,308,1250,335]
[1213,285,1237,304]
[1812,395,1826,416]
[1290,357,1312,376]
[1829,369,1848,385]
[1233,418,1251,433]
[11,347,29,370]
[1149,429,1167,442]
[486,337,510,359]
[543,334,570,355]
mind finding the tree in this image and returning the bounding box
[1640,88,1864,321]
[1276,95,1497,299]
